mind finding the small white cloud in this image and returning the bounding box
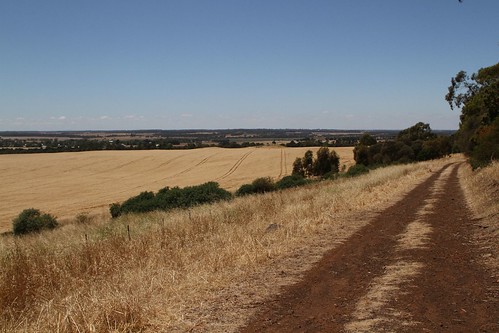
[16,117,25,121]
[100,115,111,120]
[58,116,66,120]
[124,115,145,120]
[180,113,193,118]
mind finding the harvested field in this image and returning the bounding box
[0,146,354,232]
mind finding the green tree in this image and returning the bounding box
[302,150,314,177]
[359,133,377,146]
[446,62,499,166]
[292,157,305,177]
[397,122,435,144]
[313,147,340,176]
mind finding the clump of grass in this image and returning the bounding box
[0,157,457,332]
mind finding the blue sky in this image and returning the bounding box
[1,0,498,131]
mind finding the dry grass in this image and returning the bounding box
[0,147,355,233]
[458,161,499,276]
[0,157,458,332]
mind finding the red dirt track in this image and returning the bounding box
[239,163,498,332]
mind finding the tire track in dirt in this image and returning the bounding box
[345,166,453,332]
[170,153,216,178]
[216,149,254,181]
[278,148,284,179]
[277,148,288,179]
[239,163,498,332]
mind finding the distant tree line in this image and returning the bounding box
[0,138,210,154]
[216,140,264,148]
[285,136,360,147]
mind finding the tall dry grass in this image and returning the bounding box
[0,157,458,333]
[458,161,499,276]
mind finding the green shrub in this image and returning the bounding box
[109,203,122,218]
[235,184,256,196]
[276,175,308,189]
[110,182,232,217]
[346,164,369,177]
[250,177,276,193]
[12,208,58,235]
[117,191,158,216]
[235,177,277,197]
[161,182,232,208]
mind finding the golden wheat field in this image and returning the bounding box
[0,146,354,232]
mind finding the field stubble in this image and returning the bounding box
[0,156,464,332]
[0,147,354,233]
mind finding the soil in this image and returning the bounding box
[239,163,498,332]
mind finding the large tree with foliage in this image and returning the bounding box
[354,122,452,167]
[446,62,499,167]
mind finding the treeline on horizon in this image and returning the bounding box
[0,129,455,154]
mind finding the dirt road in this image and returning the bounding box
[240,163,498,332]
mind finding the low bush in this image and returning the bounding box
[346,164,370,177]
[12,208,58,235]
[110,182,232,217]
[236,177,276,197]
[251,177,276,193]
[276,175,308,189]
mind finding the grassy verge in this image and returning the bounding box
[0,157,458,332]
[458,161,499,276]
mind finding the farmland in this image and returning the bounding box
[0,146,354,233]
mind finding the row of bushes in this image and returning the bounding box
[109,182,232,218]
[235,175,310,196]
[235,162,369,197]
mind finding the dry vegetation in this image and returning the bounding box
[0,156,460,333]
[0,147,355,233]
[458,161,499,276]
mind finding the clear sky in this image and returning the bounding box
[1,0,498,131]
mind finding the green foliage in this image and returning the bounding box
[292,157,305,177]
[397,122,436,144]
[302,150,314,177]
[292,147,341,178]
[313,147,340,176]
[235,184,256,196]
[353,122,452,167]
[251,177,277,193]
[446,62,499,166]
[346,164,369,177]
[276,175,308,189]
[359,133,377,146]
[12,208,58,235]
[469,117,499,169]
[110,182,232,217]
[236,177,277,196]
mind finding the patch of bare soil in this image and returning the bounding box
[239,163,498,332]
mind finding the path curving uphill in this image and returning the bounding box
[239,163,498,332]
